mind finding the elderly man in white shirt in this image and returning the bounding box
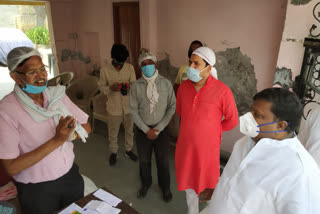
[208,88,320,214]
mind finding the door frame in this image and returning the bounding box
[112,1,141,77]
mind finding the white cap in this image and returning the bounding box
[138,51,157,66]
[192,47,218,79]
[7,46,41,72]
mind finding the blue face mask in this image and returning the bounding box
[22,81,48,94]
[187,66,207,82]
[141,65,156,77]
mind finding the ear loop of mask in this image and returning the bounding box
[256,121,290,133]
[16,72,44,90]
[199,65,208,78]
[16,72,28,86]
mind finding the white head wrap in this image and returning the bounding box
[142,69,159,114]
[192,47,218,79]
[7,46,41,72]
[138,52,157,66]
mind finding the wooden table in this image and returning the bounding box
[73,187,140,214]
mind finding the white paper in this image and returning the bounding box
[96,203,120,214]
[86,200,102,210]
[84,200,121,214]
[58,203,82,214]
[82,209,100,214]
[93,189,122,207]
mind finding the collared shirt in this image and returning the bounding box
[129,74,176,133]
[175,63,188,85]
[0,91,88,184]
[298,107,320,167]
[208,136,320,214]
[98,62,136,116]
[175,76,238,194]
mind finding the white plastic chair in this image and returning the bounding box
[47,72,74,88]
[91,92,108,131]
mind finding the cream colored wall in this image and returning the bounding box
[276,0,317,78]
[50,0,287,88]
[49,0,114,79]
[49,0,289,152]
[72,0,113,78]
[153,0,287,91]
[141,0,287,152]
[50,0,143,79]
[139,0,157,54]
[49,0,74,76]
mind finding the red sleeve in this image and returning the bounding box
[221,87,239,131]
[176,84,182,117]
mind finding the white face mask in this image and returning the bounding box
[239,112,259,138]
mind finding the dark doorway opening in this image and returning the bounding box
[113,2,141,78]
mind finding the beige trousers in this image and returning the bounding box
[107,113,134,154]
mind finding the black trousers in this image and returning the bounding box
[15,163,84,214]
[136,127,170,190]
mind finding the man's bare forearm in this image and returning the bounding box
[1,137,65,176]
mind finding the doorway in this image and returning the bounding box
[113,2,141,78]
[0,0,58,99]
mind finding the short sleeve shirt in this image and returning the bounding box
[0,91,88,184]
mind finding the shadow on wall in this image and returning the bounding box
[61,49,91,64]
[157,53,179,84]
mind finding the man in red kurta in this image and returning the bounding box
[175,47,238,214]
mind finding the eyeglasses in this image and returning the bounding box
[15,66,48,77]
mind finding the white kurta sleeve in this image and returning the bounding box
[275,175,320,214]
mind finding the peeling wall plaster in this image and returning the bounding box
[216,47,257,115]
[290,0,312,5]
[61,49,91,64]
[157,53,179,84]
[273,67,293,89]
[276,0,316,81]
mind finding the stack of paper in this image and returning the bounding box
[84,200,121,214]
[93,189,122,207]
[58,203,82,214]
[58,189,123,214]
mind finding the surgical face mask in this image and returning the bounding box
[240,112,260,138]
[141,64,156,77]
[22,81,48,94]
[239,112,289,138]
[187,66,207,83]
[17,74,48,94]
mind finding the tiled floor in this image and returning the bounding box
[73,121,208,214]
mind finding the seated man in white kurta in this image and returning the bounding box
[208,88,320,214]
